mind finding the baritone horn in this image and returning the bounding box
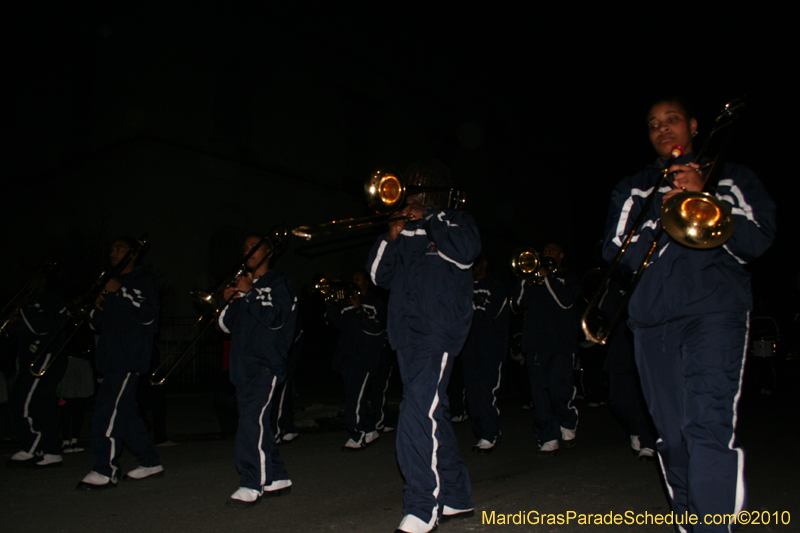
[149,226,287,386]
[291,170,466,240]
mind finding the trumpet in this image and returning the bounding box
[510,247,558,284]
[30,236,147,377]
[149,226,287,386]
[291,169,466,240]
[581,98,744,345]
[314,277,360,306]
[1,261,57,336]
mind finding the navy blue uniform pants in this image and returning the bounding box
[462,350,503,443]
[526,351,578,445]
[235,372,288,491]
[633,311,748,533]
[342,367,375,444]
[396,346,473,527]
[91,372,160,480]
[10,352,67,456]
[370,349,394,431]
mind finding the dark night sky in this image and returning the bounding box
[5,3,797,317]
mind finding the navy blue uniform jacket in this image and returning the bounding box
[367,207,481,355]
[512,270,580,354]
[326,291,386,372]
[217,270,298,387]
[602,155,776,327]
[462,276,510,361]
[90,267,159,374]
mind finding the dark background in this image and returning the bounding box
[4,4,796,332]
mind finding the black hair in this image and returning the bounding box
[647,95,695,124]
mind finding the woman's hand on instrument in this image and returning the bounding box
[663,163,704,202]
[234,273,254,294]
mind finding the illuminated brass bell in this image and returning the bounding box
[661,191,734,249]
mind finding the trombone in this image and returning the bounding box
[149,226,287,386]
[510,247,558,285]
[581,98,745,345]
[30,236,147,377]
[291,169,466,240]
[1,261,57,336]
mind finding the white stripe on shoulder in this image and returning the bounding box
[369,240,388,285]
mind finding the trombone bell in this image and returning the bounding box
[661,191,734,249]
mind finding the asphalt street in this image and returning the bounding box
[2,374,798,533]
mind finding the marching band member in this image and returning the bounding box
[368,159,480,533]
[217,234,297,507]
[326,269,387,450]
[6,279,69,468]
[603,97,776,532]
[78,237,163,489]
[461,255,509,454]
[511,243,580,456]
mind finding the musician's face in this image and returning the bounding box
[352,271,369,294]
[647,102,697,159]
[110,240,132,267]
[543,244,564,268]
[243,236,270,270]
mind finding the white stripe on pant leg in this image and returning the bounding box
[274,384,287,440]
[375,367,392,429]
[728,311,750,533]
[22,355,48,455]
[105,373,132,481]
[355,372,370,443]
[258,376,278,488]
[654,438,688,533]
[397,354,449,533]
[428,353,449,522]
[491,361,503,417]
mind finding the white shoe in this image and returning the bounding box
[560,427,577,448]
[630,435,641,452]
[281,432,299,442]
[125,465,164,480]
[34,454,63,467]
[472,439,495,453]
[365,431,380,444]
[341,438,365,451]
[10,450,35,461]
[227,487,262,507]
[538,439,559,456]
[638,448,656,461]
[380,426,395,433]
[263,479,292,497]
[397,513,437,533]
[77,471,117,490]
[441,505,475,522]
